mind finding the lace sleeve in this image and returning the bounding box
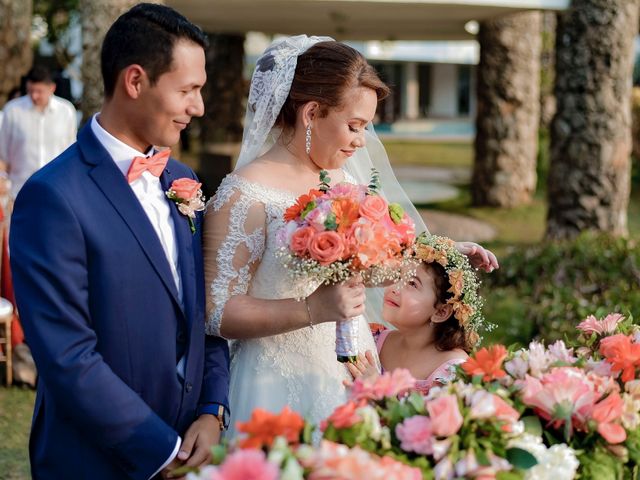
[203,176,267,337]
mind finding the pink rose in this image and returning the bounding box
[395,415,434,455]
[170,178,201,200]
[359,195,388,222]
[427,395,463,437]
[218,449,279,480]
[308,231,345,265]
[290,226,315,257]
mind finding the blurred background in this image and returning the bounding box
[1,0,639,477]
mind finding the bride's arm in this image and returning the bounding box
[203,185,364,340]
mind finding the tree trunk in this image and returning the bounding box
[79,0,142,124]
[546,0,639,240]
[472,12,541,208]
[0,0,32,109]
[198,33,245,197]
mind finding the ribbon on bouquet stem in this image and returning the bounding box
[336,317,359,363]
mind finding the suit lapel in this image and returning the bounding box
[160,170,196,327]
[78,125,182,310]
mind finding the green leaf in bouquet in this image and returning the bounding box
[368,168,381,195]
[323,212,338,231]
[476,447,491,467]
[578,447,623,480]
[522,415,543,437]
[318,170,331,192]
[406,391,427,414]
[302,421,315,445]
[300,200,317,220]
[388,203,405,224]
[626,427,640,465]
[506,447,538,470]
[168,465,200,476]
[497,472,525,480]
[211,443,227,465]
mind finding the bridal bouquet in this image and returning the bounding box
[277,169,416,362]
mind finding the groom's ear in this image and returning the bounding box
[121,64,147,99]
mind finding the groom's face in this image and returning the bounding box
[136,39,206,148]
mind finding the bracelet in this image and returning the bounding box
[304,298,315,329]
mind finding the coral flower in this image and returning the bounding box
[322,401,363,430]
[331,198,360,233]
[592,393,627,444]
[284,189,323,221]
[462,345,508,381]
[599,334,640,382]
[237,406,305,449]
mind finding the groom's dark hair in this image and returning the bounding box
[101,3,208,98]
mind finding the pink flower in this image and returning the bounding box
[519,367,598,434]
[427,395,463,437]
[359,195,388,222]
[322,401,362,430]
[577,313,624,336]
[395,415,434,455]
[289,226,315,257]
[350,368,416,402]
[308,231,345,265]
[217,449,279,480]
[326,182,367,202]
[592,393,627,444]
[170,178,201,200]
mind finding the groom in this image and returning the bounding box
[10,4,229,479]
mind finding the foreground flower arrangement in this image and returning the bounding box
[185,313,640,479]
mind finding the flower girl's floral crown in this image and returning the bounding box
[412,233,487,345]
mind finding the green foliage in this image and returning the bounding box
[0,387,35,479]
[578,446,624,480]
[483,232,640,344]
[33,0,80,67]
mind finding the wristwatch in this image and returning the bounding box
[214,404,229,431]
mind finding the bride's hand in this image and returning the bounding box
[307,277,366,324]
[455,241,499,273]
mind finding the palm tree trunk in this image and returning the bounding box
[0,0,32,108]
[79,0,143,124]
[472,12,541,208]
[546,0,639,239]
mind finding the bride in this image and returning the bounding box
[203,35,498,439]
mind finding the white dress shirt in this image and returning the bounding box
[0,95,77,198]
[90,115,182,477]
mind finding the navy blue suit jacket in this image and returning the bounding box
[10,124,230,479]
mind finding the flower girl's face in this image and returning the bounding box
[308,86,377,170]
[382,264,440,330]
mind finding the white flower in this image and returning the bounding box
[505,351,529,379]
[509,434,578,480]
[434,457,454,480]
[528,341,550,377]
[548,340,576,364]
[356,405,383,441]
[280,456,304,480]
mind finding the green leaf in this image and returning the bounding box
[476,448,491,466]
[406,392,426,414]
[324,212,338,231]
[211,444,227,465]
[506,447,538,470]
[521,415,543,437]
[388,203,405,224]
[300,201,316,220]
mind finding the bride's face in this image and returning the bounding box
[308,86,378,170]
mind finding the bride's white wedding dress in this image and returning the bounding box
[204,173,378,440]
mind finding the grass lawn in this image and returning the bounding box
[0,387,34,479]
[383,139,473,168]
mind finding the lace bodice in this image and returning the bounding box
[203,172,377,437]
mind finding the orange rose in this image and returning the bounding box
[309,231,345,265]
[170,178,201,200]
[290,226,315,257]
[359,195,388,222]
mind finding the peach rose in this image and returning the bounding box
[359,195,388,222]
[290,226,315,257]
[309,231,345,265]
[427,395,463,437]
[170,178,201,200]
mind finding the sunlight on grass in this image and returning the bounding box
[0,387,34,479]
[383,140,473,168]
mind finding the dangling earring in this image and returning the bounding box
[305,124,312,155]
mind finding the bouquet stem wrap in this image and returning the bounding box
[336,317,359,363]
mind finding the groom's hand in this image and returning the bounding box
[171,414,221,474]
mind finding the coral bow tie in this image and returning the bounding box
[127,149,171,183]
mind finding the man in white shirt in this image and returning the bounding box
[9,4,230,480]
[0,66,77,198]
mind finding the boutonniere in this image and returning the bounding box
[165,178,206,234]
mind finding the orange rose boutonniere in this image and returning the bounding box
[165,178,205,234]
